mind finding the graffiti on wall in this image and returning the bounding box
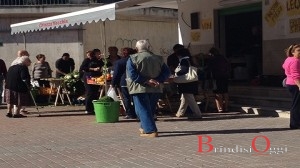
[114,38,171,56]
[114,38,138,49]
[160,48,172,57]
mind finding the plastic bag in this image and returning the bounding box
[31,80,40,87]
[107,86,119,101]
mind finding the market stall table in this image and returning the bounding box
[40,78,72,106]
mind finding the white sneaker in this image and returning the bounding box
[175,112,184,118]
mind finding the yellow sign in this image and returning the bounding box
[287,0,300,16]
[191,31,201,42]
[290,18,300,33]
[264,1,284,27]
[201,19,212,30]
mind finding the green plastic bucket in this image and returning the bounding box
[93,101,120,123]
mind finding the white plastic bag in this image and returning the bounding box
[31,80,40,88]
[107,86,119,101]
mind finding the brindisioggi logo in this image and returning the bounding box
[198,135,287,155]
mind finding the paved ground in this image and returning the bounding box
[0,104,298,168]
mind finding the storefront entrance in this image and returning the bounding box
[216,3,262,82]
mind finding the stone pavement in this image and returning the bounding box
[0,104,299,168]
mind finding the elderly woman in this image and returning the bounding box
[5,56,31,118]
[11,50,30,113]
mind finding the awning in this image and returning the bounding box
[10,0,178,35]
[10,3,116,34]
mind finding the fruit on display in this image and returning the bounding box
[89,74,112,84]
[106,74,112,81]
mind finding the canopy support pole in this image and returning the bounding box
[23,33,27,49]
[103,21,107,55]
[103,21,109,95]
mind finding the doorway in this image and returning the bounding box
[216,3,262,81]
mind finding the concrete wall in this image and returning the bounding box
[177,0,218,55]
[263,0,300,75]
[83,19,178,61]
[263,38,300,75]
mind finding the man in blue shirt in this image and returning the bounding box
[111,47,137,119]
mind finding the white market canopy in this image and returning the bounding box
[10,0,178,35]
[10,3,116,34]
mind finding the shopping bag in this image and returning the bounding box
[107,86,119,101]
[173,65,198,83]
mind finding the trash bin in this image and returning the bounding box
[93,101,120,123]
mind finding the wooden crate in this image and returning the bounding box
[39,87,58,95]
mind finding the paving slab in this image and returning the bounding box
[0,105,298,168]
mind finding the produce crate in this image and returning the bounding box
[86,76,104,85]
[39,87,57,95]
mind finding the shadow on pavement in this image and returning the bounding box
[31,113,88,117]
[158,113,264,122]
[158,127,292,137]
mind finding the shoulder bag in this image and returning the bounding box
[173,59,198,83]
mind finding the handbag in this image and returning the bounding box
[282,77,287,87]
[173,63,198,83]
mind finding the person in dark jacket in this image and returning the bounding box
[111,47,137,119]
[0,59,7,104]
[167,44,184,75]
[5,56,31,118]
[79,50,104,114]
[208,47,230,112]
[174,48,202,118]
[55,53,75,78]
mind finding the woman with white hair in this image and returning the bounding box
[11,50,30,113]
[5,56,31,118]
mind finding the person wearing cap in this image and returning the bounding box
[55,53,75,78]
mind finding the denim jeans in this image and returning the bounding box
[84,81,100,112]
[132,93,160,133]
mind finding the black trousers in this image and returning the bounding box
[84,81,100,112]
[287,85,300,128]
[120,86,136,117]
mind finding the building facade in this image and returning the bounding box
[177,0,299,84]
[0,0,178,74]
